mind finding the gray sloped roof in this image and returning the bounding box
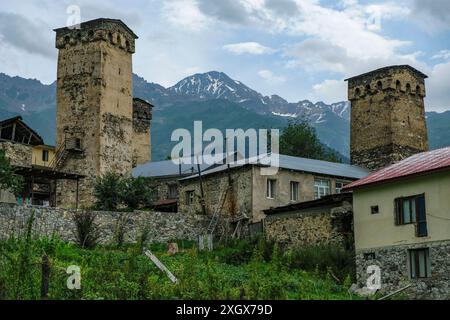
[132,153,240,178]
[180,154,370,181]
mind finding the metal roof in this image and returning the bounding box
[344,147,450,191]
[132,153,240,178]
[180,154,370,181]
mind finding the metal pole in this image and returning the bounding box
[197,156,207,216]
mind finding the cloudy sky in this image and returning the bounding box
[0,0,449,111]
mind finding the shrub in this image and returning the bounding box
[121,176,155,210]
[73,210,100,249]
[94,172,124,211]
[285,245,356,281]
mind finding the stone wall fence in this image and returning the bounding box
[0,203,208,245]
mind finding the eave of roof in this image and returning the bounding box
[54,18,138,39]
[264,193,353,215]
[344,147,450,191]
[345,65,428,82]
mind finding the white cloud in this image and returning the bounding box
[311,79,347,104]
[258,70,286,85]
[223,42,276,55]
[426,61,450,111]
[432,50,450,60]
[162,0,210,31]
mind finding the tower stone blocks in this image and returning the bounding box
[347,65,429,171]
[132,98,153,167]
[54,19,138,207]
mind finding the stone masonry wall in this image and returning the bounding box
[264,204,353,249]
[55,20,136,208]
[0,203,208,244]
[0,141,32,168]
[348,66,429,170]
[356,241,450,300]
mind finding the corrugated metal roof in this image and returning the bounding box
[180,154,370,181]
[132,153,241,178]
[344,146,450,191]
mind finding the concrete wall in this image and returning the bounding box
[251,166,351,222]
[0,203,207,244]
[353,171,450,250]
[32,145,55,167]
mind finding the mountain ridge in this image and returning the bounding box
[0,71,449,160]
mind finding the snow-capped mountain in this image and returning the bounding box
[158,71,350,121]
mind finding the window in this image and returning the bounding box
[290,181,299,202]
[371,206,379,214]
[335,181,346,194]
[186,191,195,205]
[314,179,330,199]
[266,179,276,199]
[395,194,428,237]
[168,184,178,199]
[42,150,49,162]
[409,249,431,279]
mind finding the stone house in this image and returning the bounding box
[343,147,450,299]
[132,153,240,212]
[178,154,369,223]
[263,193,354,250]
[0,116,83,207]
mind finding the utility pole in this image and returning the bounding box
[197,155,207,216]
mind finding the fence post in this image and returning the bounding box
[41,255,50,299]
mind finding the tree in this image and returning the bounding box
[94,171,124,211]
[121,176,156,210]
[280,119,342,163]
[0,150,24,196]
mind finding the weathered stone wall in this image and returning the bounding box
[179,166,253,219]
[356,241,450,300]
[264,203,353,249]
[348,66,429,170]
[132,99,152,167]
[0,141,32,168]
[0,203,208,244]
[55,19,136,208]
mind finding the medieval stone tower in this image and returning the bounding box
[347,65,429,171]
[54,18,151,207]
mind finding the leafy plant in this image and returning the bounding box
[0,149,24,196]
[94,172,124,211]
[72,210,100,249]
[280,119,342,163]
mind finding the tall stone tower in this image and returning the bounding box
[132,98,153,167]
[347,65,429,171]
[54,18,138,207]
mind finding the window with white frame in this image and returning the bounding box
[314,179,330,199]
[290,181,299,201]
[335,181,346,194]
[266,179,276,199]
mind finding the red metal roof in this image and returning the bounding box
[344,146,450,190]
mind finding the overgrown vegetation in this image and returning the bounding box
[280,119,342,163]
[0,228,361,300]
[94,172,155,211]
[0,149,24,196]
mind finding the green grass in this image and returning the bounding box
[0,237,361,300]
